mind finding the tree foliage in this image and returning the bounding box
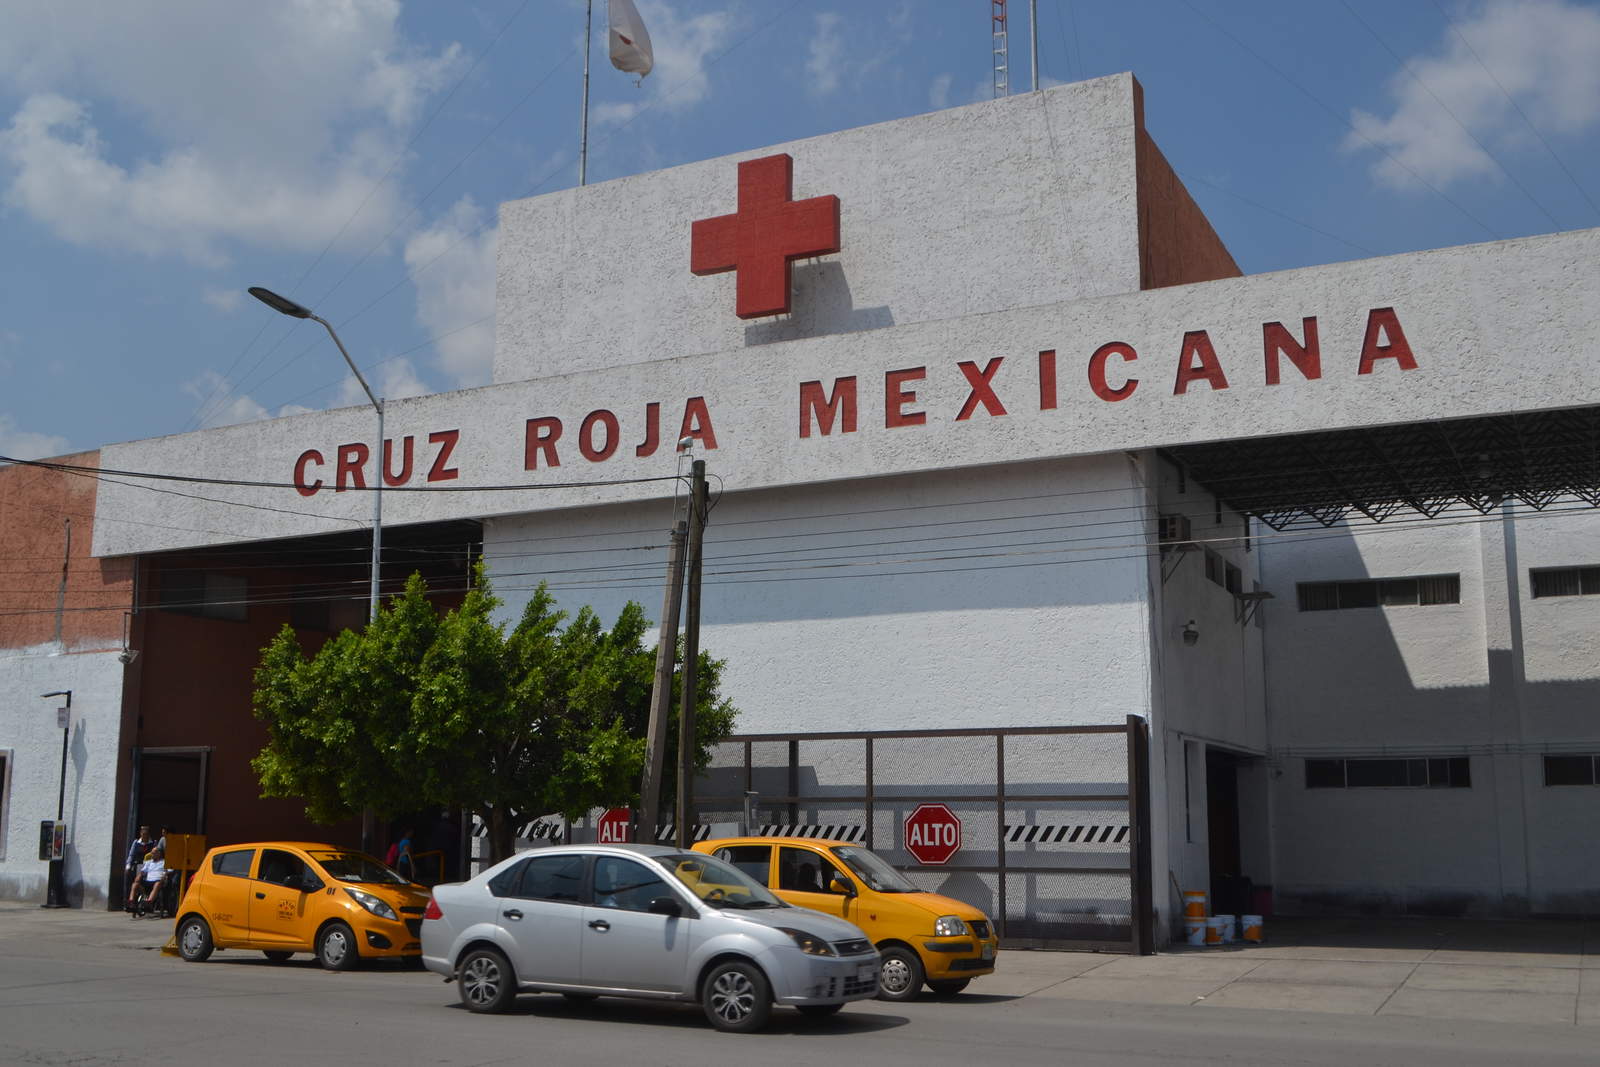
[252,568,737,861]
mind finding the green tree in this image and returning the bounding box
[252,569,737,862]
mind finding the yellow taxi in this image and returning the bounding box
[173,841,431,970]
[695,836,998,1000]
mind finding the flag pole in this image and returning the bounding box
[580,0,592,186]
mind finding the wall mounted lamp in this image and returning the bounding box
[1181,620,1199,647]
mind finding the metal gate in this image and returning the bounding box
[690,716,1153,953]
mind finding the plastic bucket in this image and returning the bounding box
[1214,914,1236,943]
[1241,915,1263,942]
[1204,916,1226,945]
[1182,890,1208,919]
[1183,918,1207,945]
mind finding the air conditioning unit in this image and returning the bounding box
[1158,513,1193,547]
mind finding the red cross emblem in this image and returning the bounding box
[690,153,840,319]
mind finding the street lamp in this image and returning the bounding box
[39,690,71,908]
[248,287,384,623]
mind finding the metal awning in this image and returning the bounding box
[1164,406,1600,530]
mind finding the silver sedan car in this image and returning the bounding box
[421,843,880,1032]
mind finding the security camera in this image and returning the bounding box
[677,436,695,451]
[118,649,140,665]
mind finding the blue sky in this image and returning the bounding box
[1,0,1597,460]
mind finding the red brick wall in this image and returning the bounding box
[1132,81,1243,291]
[0,452,133,651]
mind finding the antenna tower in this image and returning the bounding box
[992,1,1009,98]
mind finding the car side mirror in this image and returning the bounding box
[829,876,855,896]
[647,896,682,917]
[301,874,323,893]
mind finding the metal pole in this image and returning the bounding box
[1030,0,1039,91]
[53,518,70,647]
[579,0,592,186]
[639,520,688,841]
[675,461,707,848]
[46,691,71,908]
[372,401,384,622]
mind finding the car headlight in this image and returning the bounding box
[778,927,836,956]
[343,887,399,921]
[933,915,969,937]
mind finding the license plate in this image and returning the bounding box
[857,963,876,981]
[981,943,994,960]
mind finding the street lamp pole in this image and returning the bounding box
[248,288,384,622]
[39,690,71,908]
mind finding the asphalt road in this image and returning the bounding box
[1,938,1596,1066]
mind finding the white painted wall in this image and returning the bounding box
[494,76,1144,383]
[483,455,1155,735]
[1258,503,1600,915]
[0,648,127,907]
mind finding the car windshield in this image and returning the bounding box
[833,846,917,893]
[659,852,786,910]
[309,852,408,885]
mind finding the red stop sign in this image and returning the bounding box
[597,807,631,843]
[904,803,962,865]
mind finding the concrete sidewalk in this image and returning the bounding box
[989,917,1600,1026]
[4,903,1597,1026]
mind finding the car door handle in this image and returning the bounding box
[502,909,523,921]
[254,892,265,899]
[588,919,610,931]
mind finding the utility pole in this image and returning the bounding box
[52,518,70,648]
[639,519,687,843]
[675,460,708,849]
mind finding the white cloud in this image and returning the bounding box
[806,14,844,97]
[180,370,336,429]
[0,0,463,263]
[403,197,498,388]
[203,288,243,314]
[0,414,69,460]
[592,1,736,125]
[335,358,431,408]
[929,73,953,111]
[1347,0,1600,189]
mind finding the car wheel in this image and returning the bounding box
[457,947,517,1014]
[316,921,359,972]
[927,978,970,996]
[701,960,772,1033]
[262,950,294,963]
[875,945,924,1001]
[177,916,213,963]
[796,1002,845,1018]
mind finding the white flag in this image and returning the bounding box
[608,0,654,78]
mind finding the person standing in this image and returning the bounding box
[124,825,156,911]
[394,827,416,883]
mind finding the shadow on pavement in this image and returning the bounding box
[444,994,910,1034]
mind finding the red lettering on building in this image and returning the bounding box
[1358,307,1418,375]
[1038,349,1058,411]
[580,409,620,462]
[336,443,369,491]
[799,377,858,438]
[383,436,413,486]
[635,403,660,457]
[679,397,718,450]
[1088,342,1139,401]
[885,367,927,428]
[689,154,841,319]
[525,417,563,469]
[293,449,325,497]
[956,358,1007,420]
[1264,317,1321,385]
[427,430,460,482]
[1173,331,1229,394]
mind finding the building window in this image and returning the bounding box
[1543,755,1599,786]
[158,570,248,621]
[1530,566,1600,599]
[1224,563,1242,596]
[1297,574,1460,612]
[1305,756,1471,789]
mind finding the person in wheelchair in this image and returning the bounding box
[130,847,168,918]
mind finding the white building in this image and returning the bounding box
[1,75,1596,936]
